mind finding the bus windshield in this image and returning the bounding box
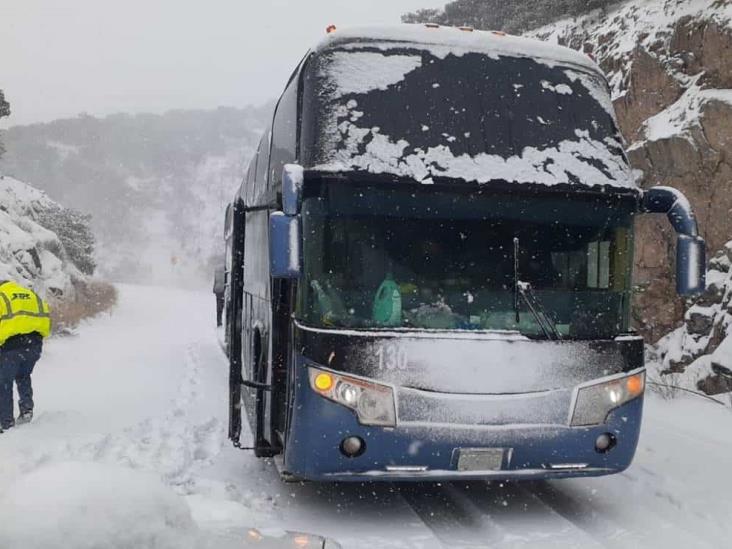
[297,183,635,339]
[301,45,632,190]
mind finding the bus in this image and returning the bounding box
[223,24,706,481]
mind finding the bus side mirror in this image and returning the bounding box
[269,212,302,279]
[676,235,706,296]
[282,164,304,216]
[642,186,706,296]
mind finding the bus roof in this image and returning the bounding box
[313,24,600,74]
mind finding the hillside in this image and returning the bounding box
[0,106,272,285]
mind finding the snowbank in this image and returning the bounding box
[0,462,198,549]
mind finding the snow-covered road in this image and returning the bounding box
[1,285,731,548]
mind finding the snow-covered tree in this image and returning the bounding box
[36,204,96,275]
[0,89,10,159]
[402,0,625,33]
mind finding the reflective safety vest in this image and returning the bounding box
[0,281,51,346]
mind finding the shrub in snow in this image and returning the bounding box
[0,462,199,549]
[36,203,96,275]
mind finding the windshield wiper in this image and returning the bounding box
[517,281,562,341]
[513,237,562,341]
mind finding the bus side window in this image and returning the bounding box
[254,130,271,202]
[269,78,299,193]
[243,154,257,206]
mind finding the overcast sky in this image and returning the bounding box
[1,0,448,128]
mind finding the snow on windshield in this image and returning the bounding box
[564,69,619,124]
[318,126,632,188]
[307,47,635,190]
[326,51,423,98]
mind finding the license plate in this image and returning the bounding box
[457,448,506,471]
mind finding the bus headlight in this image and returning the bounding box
[308,367,396,427]
[570,371,645,427]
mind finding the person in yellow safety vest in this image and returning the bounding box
[0,280,51,433]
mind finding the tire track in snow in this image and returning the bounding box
[516,481,627,547]
[397,482,499,547]
[398,479,618,548]
[525,477,720,549]
[448,481,604,548]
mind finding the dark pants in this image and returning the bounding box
[216,294,224,327]
[0,334,43,429]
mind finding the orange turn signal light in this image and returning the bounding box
[247,529,263,541]
[314,372,334,392]
[293,535,312,547]
[626,374,645,397]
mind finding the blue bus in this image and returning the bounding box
[224,25,706,481]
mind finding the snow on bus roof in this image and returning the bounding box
[313,24,600,72]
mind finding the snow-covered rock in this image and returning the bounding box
[0,174,80,298]
[652,240,732,395]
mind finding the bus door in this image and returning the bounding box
[241,209,275,456]
[227,200,245,445]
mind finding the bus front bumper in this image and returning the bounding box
[283,370,643,482]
